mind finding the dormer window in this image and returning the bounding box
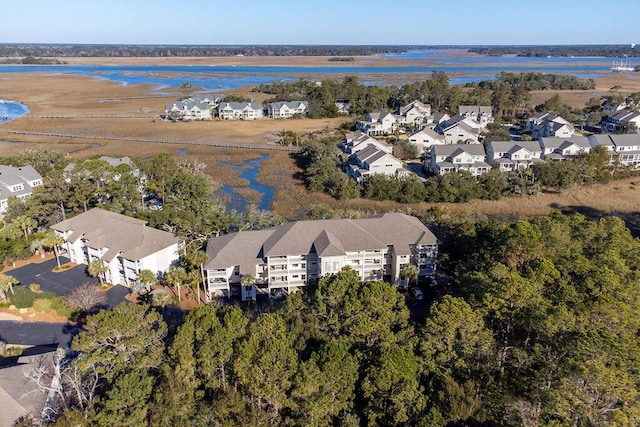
[11,184,23,192]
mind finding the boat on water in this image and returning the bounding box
[611,59,635,72]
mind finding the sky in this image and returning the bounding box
[1,0,639,46]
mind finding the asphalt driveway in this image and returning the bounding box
[0,321,80,347]
[5,258,129,310]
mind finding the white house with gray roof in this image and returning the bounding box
[486,140,543,171]
[601,109,640,133]
[459,105,493,128]
[398,101,432,127]
[348,144,406,183]
[0,165,43,215]
[342,131,393,154]
[165,96,215,121]
[408,127,447,155]
[539,136,591,160]
[357,109,399,135]
[526,113,575,139]
[204,212,438,299]
[267,101,309,118]
[51,208,182,287]
[589,133,640,167]
[438,118,481,144]
[218,102,264,120]
[427,143,489,176]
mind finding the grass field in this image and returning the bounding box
[1,65,639,226]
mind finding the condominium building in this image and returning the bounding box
[204,213,438,299]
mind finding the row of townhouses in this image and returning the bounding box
[357,103,493,138]
[48,209,439,301]
[0,165,43,216]
[601,109,640,133]
[164,96,309,121]
[426,133,640,176]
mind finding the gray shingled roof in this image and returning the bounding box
[51,208,181,262]
[459,105,492,116]
[433,143,485,157]
[204,213,438,270]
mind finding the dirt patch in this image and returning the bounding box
[0,306,70,323]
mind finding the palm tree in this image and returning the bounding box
[0,276,19,300]
[400,263,419,286]
[42,231,64,268]
[187,250,209,304]
[88,258,108,286]
[165,266,187,302]
[136,269,157,294]
[13,215,37,241]
[30,239,45,259]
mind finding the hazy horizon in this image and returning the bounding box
[1,0,639,46]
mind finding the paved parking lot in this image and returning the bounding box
[5,258,129,310]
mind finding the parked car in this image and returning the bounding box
[396,279,408,291]
[427,276,438,287]
[410,287,424,300]
[270,288,286,299]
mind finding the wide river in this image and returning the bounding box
[0,49,636,91]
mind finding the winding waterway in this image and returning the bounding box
[217,155,275,213]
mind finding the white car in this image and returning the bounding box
[410,287,424,300]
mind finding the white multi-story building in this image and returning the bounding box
[0,165,43,215]
[589,133,640,167]
[204,213,438,299]
[218,102,264,120]
[267,101,309,118]
[427,143,489,176]
[51,208,182,287]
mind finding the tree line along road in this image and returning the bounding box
[0,129,302,153]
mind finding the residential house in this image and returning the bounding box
[601,109,640,133]
[408,127,447,155]
[427,143,489,176]
[437,118,481,144]
[342,131,393,154]
[51,208,182,287]
[335,99,351,115]
[459,105,493,128]
[486,140,543,171]
[0,165,43,215]
[430,112,451,127]
[357,109,398,135]
[348,144,406,183]
[267,101,309,119]
[539,136,591,160]
[526,112,575,139]
[164,96,214,121]
[398,101,431,127]
[218,102,264,120]
[589,133,640,167]
[204,212,439,298]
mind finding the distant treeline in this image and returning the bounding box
[0,56,65,65]
[469,45,640,58]
[467,72,596,91]
[0,44,410,58]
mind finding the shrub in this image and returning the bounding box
[10,287,36,308]
[28,283,40,293]
[49,297,74,319]
[32,298,53,313]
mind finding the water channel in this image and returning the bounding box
[217,154,275,213]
